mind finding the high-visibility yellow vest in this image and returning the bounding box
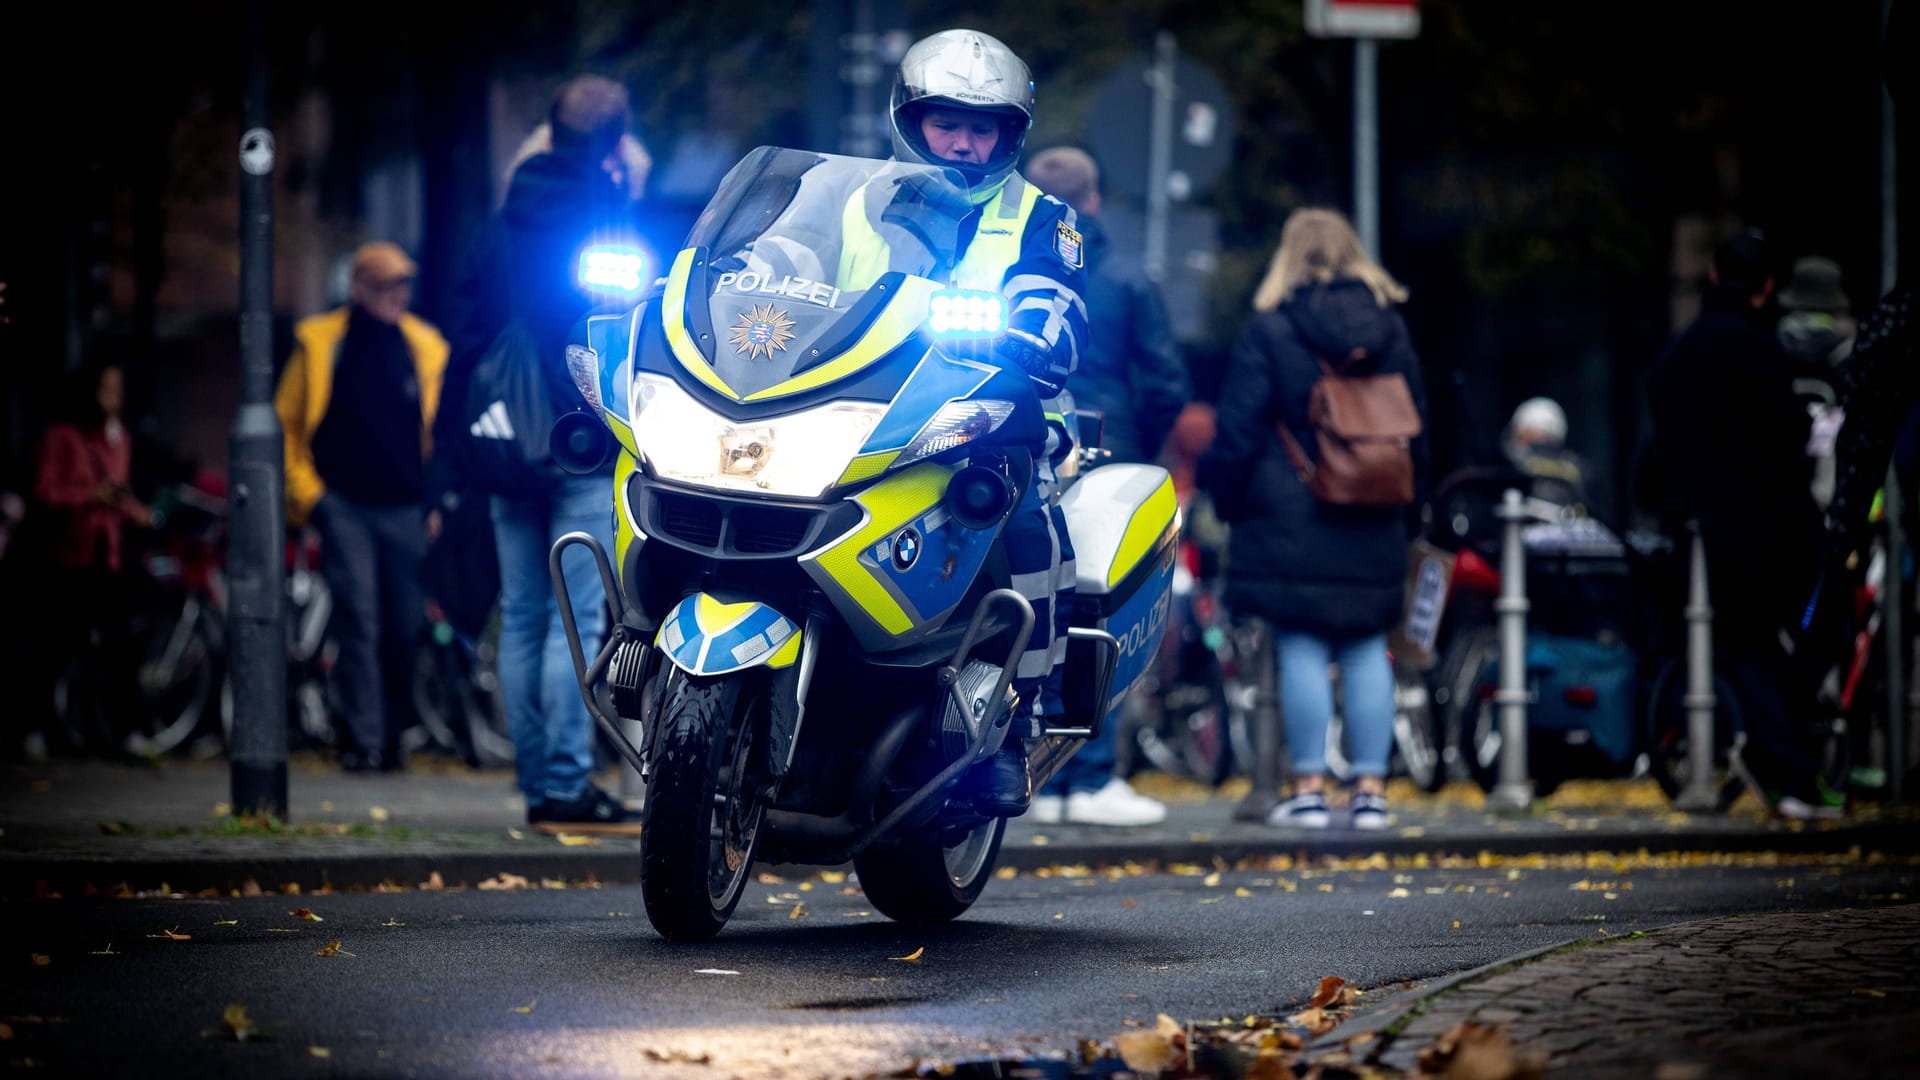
[837,173,1042,294]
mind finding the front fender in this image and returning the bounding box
[654,593,804,677]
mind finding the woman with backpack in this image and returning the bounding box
[1200,209,1429,829]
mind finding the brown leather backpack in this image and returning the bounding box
[1276,349,1422,507]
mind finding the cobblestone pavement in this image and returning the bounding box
[1372,903,1920,1077]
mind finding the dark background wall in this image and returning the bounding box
[0,0,1902,531]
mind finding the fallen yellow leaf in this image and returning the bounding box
[554,833,600,847]
[289,908,324,922]
[757,872,785,884]
[789,903,806,920]
[214,920,238,927]
[819,871,847,883]
[511,1000,536,1014]
[890,946,925,962]
[1388,888,1411,898]
[1235,887,1254,898]
[422,871,446,891]
[369,806,391,822]
[1113,1031,1176,1074]
[31,954,50,966]
[221,1003,259,1042]
[313,940,354,957]
[382,918,405,928]
[478,873,533,891]
[1204,871,1223,887]
[147,927,192,941]
[798,881,814,892]
[308,1046,331,1058]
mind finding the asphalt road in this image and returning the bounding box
[6,855,1914,1077]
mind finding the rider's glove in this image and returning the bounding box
[997,330,1064,398]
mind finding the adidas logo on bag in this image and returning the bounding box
[470,400,516,440]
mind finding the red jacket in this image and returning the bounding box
[33,422,135,571]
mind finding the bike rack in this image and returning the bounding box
[549,531,650,779]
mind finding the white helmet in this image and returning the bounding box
[889,29,1034,204]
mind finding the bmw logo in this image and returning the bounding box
[891,528,921,570]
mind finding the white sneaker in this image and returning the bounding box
[1029,794,1064,824]
[1063,778,1168,827]
[1266,791,1330,829]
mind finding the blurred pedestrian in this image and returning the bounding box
[434,74,646,833]
[276,241,448,773]
[1023,144,1185,826]
[1199,208,1429,830]
[1645,227,1839,819]
[1776,255,1855,511]
[31,361,154,757]
[1501,396,1594,514]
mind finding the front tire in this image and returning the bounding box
[854,816,1007,924]
[640,671,767,941]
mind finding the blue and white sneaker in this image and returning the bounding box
[1267,791,1330,829]
[1350,791,1389,830]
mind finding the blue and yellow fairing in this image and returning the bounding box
[655,594,805,677]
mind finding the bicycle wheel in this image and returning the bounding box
[1643,657,1742,802]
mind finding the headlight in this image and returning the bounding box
[579,245,646,295]
[630,373,886,499]
[896,399,1016,467]
[927,289,1005,335]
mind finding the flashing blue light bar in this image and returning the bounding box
[579,246,646,294]
[927,289,1006,336]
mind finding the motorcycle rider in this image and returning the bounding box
[880,28,1090,815]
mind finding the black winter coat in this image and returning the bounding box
[1199,279,1429,638]
[1645,290,1823,634]
[428,153,636,505]
[1065,216,1190,465]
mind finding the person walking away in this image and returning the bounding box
[434,74,647,832]
[32,362,154,757]
[1199,208,1429,830]
[1023,144,1185,826]
[1645,228,1840,819]
[276,242,446,773]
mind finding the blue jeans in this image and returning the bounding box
[490,474,613,807]
[1276,630,1393,779]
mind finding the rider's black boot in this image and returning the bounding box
[971,739,1032,817]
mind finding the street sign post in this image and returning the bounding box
[1306,0,1420,259]
[1087,40,1235,343]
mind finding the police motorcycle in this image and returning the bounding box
[547,147,1180,940]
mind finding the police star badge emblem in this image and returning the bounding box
[1053,221,1084,270]
[729,303,797,360]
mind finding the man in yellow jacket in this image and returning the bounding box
[274,241,448,772]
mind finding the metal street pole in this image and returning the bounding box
[1487,489,1534,813]
[1144,31,1176,283]
[229,0,288,819]
[1353,37,1379,259]
[1674,524,1719,811]
[1883,0,1906,804]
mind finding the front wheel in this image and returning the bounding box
[640,670,768,941]
[854,816,1007,924]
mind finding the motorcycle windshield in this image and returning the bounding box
[682,147,973,395]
